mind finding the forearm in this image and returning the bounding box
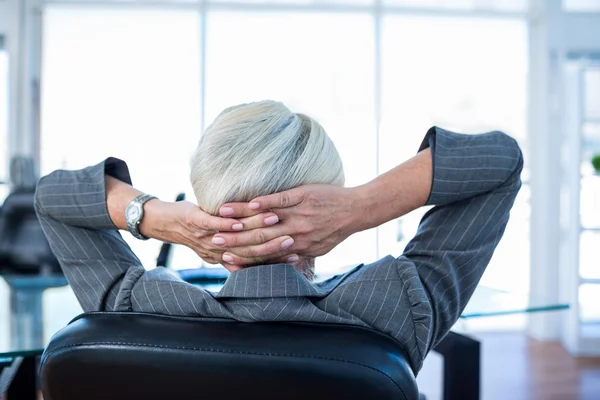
[352,148,432,232]
[350,127,523,233]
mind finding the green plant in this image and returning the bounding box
[593,154,600,174]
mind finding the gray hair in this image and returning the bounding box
[190,100,345,215]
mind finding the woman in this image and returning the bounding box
[35,100,523,374]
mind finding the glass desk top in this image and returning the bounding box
[0,273,569,358]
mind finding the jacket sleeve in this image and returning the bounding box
[34,157,146,312]
[401,127,523,348]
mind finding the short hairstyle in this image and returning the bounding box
[190,100,345,215]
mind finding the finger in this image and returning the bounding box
[248,187,306,211]
[221,236,295,263]
[212,226,289,248]
[192,212,244,232]
[238,212,280,230]
[196,245,225,260]
[219,203,262,218]
[191,247,223,265]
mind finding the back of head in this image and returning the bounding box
[191,100,344,215]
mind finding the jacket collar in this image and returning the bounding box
[215,264,327,299]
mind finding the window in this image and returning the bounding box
[563,0,600,12]
[0,40,8,202]
[579,66,600,328]
[41,7,202,268]
[210,0,374,3]
[204,10,377,274]
[584,69,600,120]
[384,0,529,12]
[379,16,530,293]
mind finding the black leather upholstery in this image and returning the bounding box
[0,156,60,274]
[41,312,419,400]
[0,192,61,274]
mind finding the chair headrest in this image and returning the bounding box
[10,156,37,192]
[41,312,419,400]
[0,191,60,273]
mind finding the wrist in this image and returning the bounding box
[347,184,380,233]
[138,199,172,240]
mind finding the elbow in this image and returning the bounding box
[34,173,53,217]
[34,177,46,217]
[492,131,524,189]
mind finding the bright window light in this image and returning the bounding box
[0,49,8,181]
[383,0,529,11]
[563,0,600,12]
[379,16,529,293]
[0,47,9,203]
[41,7,202,268]
[204,11,377,274]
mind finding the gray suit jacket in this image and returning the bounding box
[35,127,522,374]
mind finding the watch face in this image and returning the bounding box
[127,205,141,221]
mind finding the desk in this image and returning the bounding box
[0,272,569,400]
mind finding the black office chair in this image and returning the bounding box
[40,313,419,400]
[0,156,61,275]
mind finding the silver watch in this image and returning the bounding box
[125,193,157,240]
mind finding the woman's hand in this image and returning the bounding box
[140,200,290,272]
[212,185,362,266]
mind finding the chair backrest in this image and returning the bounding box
[10,156,37,193]
[41,312,419,400]
[0,155,60,274]
[0,191,60,273]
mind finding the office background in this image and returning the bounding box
[0,0,599,399]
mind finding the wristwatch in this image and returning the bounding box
[125,193,157,240]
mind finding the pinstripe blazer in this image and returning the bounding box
[34,126,523,374]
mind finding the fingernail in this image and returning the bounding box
[264,215,279,225]
[249,202,260,210]
[287,255,299,263]
[220,207,234,216]
[281,237,294,249]
[232,223,243,231]
[212,237,225,246]
[223,254,234,263]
